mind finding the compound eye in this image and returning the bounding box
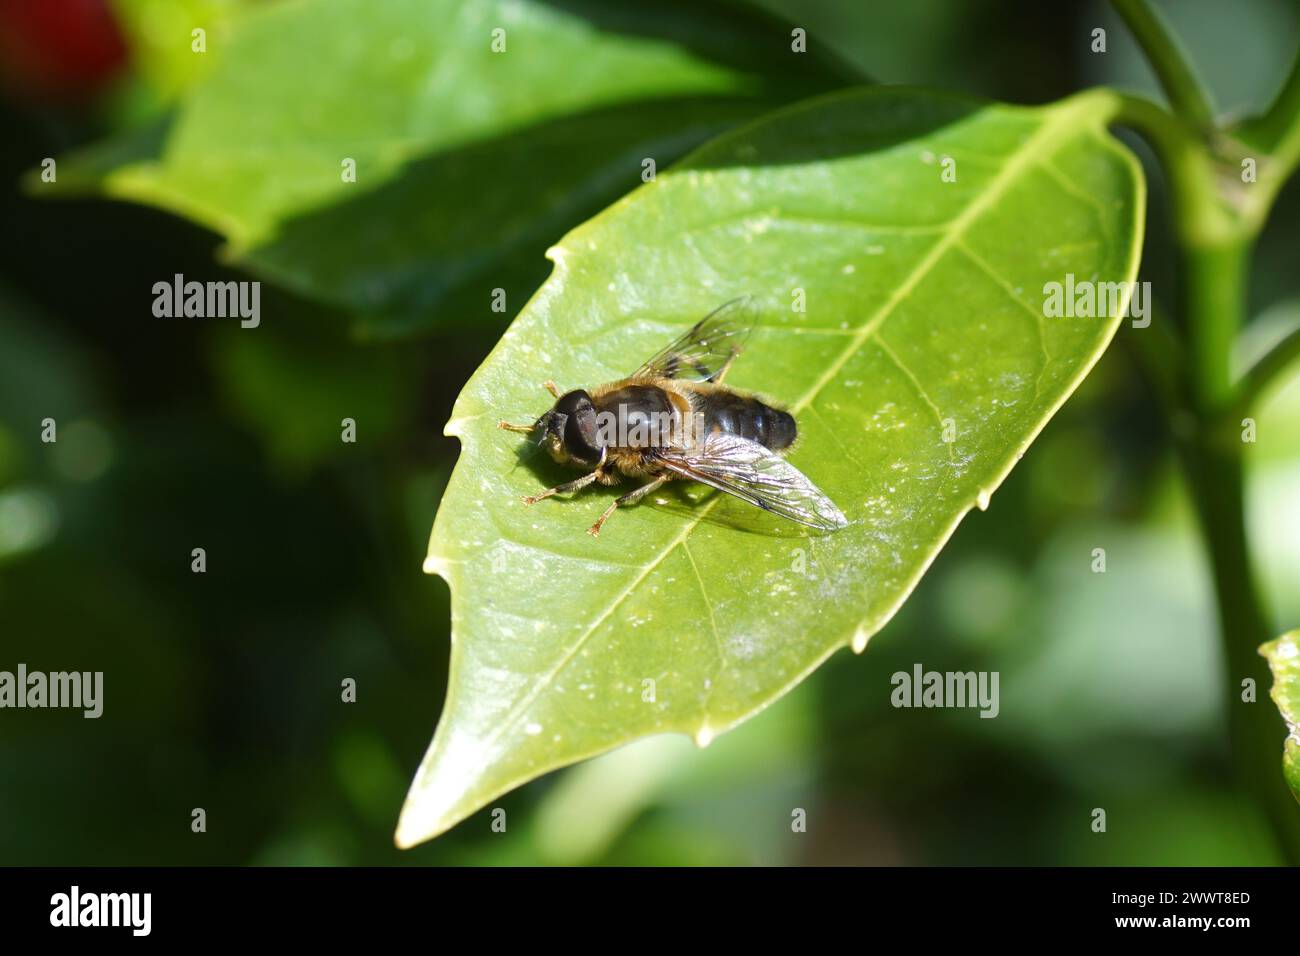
[564,403,601,461]
[554,390,589,416]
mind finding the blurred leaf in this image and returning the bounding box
[44,0,846,333]
[92,0,753,242]
[746,0,967,85]
[396,86,1145,846]
[250,96,766,336]
[1259,630,1300,804]
[109,0,259,104]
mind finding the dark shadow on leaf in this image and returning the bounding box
[247,95,772,337]
[644,483,837,537]
[27,112,175,195]
[533,0,870,87]
[508,433,551,475]
[681,87,991,171]
[250,89,987,337]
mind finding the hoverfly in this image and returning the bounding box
[498,298,848,536]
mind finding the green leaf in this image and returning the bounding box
[249,95,767,338]
[45,0,846,334]
[397,86,1145,847]
[94,0,754,243]
[1259,631,1300,804]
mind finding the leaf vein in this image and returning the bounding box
[682,540,725,723]
[954,239,1052,403]
[788,108,1082,419]
[872,330,956,463]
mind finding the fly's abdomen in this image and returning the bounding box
[698,391,796,451]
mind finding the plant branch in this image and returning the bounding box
[1107,26,1300,858]
[1186,243,1252,412]
[1106,91,1241,246]
[1110,0,1216,128]
[1170,211,1300,865]
[1166,238,1300,862]
[1178,427,1300,862]
[1228,45,1300,229]
[1238,45,1300,157]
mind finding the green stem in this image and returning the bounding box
[1110,0,1216,128]
[1178,423,1300,862]
[1107,82,1300,859]
[1238,46,1300,154]
[1172,240,1300,862]
[1185,243,1248,412]
[1108,92,1238,245]
[1232,39,1300,227]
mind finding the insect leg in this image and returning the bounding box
[542,380,561,398]
[497,420,535,433]
[587,476,669,537]
[522,469,601,505]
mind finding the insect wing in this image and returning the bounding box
[656,432,848,531]
[631,297,754,383]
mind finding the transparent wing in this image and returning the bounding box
[631,297,755,383]
[656,432,848,532]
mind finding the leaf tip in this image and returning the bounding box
[393,762,463,850]
[393,799,447,850]
[395,722,506,848]
[422,553,450,577]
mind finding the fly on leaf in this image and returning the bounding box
[499,298,848,536]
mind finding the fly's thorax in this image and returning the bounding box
[590,380,692,450]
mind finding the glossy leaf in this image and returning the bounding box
[397,87,1149,842]
[396,86,1145,846]
[1260,630,1300,804]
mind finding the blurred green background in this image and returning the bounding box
[2,0,1299,865]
